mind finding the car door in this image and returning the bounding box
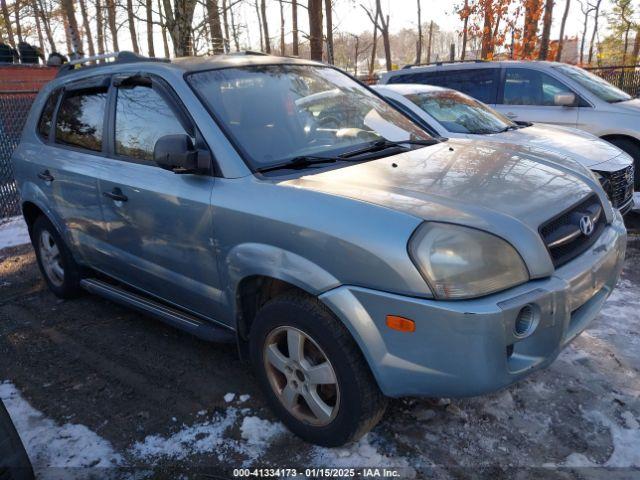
[45,76,111,266]
[95,74,221,319]
[494,68,581,127]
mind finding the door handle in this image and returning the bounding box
[103,189,128,202]
[37,169,54,182]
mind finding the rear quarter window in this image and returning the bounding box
[387,68,500,104]
[37,90,60,140]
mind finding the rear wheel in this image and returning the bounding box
[32,216,82,298]
[607,137,640,190]
[250,292,387,447]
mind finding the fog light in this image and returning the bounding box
[514,305,537,338]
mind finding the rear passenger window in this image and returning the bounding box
[502,68,574,106]
[37,90,60,139]
[115,84,188,163]
[387,68,499,104]
[55,89,107,152]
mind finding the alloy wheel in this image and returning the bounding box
[39,229,64,287]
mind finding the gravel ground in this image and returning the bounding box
[1,219,639,479]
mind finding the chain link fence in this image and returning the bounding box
[0,92,37,220]
[586,65,640,98]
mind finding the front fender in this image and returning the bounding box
[224,242,341,320]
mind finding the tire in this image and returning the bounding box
[32,215,82,299]
[249,292,387,447]
[607,137,640,190]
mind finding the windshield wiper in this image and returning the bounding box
[339,138,440,159]
[255,155,342,173]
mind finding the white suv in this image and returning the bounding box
[380,61,640,189]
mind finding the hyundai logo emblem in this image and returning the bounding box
[579,215,595,236]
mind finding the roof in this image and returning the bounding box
[373,83,449,96]
[56,51,325,79]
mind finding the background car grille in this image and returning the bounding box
[539,194,606,268]
[598,164,634,209]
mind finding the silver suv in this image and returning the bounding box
[381,60,640,190]
[12,52,627,446]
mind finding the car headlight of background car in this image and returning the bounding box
[409,223,530,300]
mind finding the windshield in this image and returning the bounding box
[405,90,516,134]
[553,64,632,103]
[188,65,432,170]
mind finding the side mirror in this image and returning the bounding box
[153,134,209,174]
[554,92,576,107]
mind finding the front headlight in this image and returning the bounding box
[409,223,529,299]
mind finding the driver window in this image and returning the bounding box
[115,83,189,164]
[503,68,574,106]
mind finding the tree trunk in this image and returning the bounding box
[37,0,56,52]
[415,0,422,64]
[353,35,359,75]
[556,0,570,61]
[14,0,23,44]
[127,0,140,53]
[106,0,119,51]
[158,0,170,56]
[221,0,230,52]
[145,0,155,56]
[279,0,285,55]
[632,28,640,65]
[426,20,433,63]
[292,0,298,55]
[261,0,270,53]
[461,0,469,60]
[31,0,46,55]
[587,0,602,64]
[368,2,379,74]
[376,0,391,71]
[207,0,224,54]
[61,0,82,56]
[230,1,240,51]
[308,0,323,60]
[622,25,630,65]
[254,0,264,52]
[325,0,333,63]
[579,7,589,64]
[95,0,105,55]
[538,0,554,60]
[522,0,542,58]
[78,0,95,56]
[480,1,493,59]
[164,0,197,56]
[0,0,16,48]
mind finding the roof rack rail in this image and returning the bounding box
[57,51,170,77]
[401,59,487,69]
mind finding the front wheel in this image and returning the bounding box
[250,292,387,447]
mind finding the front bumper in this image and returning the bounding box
[320,213,627,398]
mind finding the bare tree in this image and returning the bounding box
[362,0,391,71]
[460,0,469,60]
[415,0,422,63]
[207,0,224,53]
[254,0,264,51]
[279,0,285,55]
[1,0,16,48]
[221,0,230,51]
[157,0,170,56]
[587,0,602,64]
[145,0,155,56]
[261,0,270,53]
[308,0,323,60]
[579,0,595,64]
[14,0,23,44]
[556,0,571,60]
[61,0,82,55]
[325,0,333,63]
[426,19,433,63]
[126,0,140,52]
[292,0,299,55]
[538,0,554,59]
[78,0,95,56]
[31,0,46,53]
[95,0,105,54]
[229,0,240,51]
[162,0,198,56]
[106,0,119,51]
[37,0,56,52]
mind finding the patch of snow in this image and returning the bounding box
[562,452,598,467]
[131,409,238,461]
[0,381,122,468]
[634,192,640,211]
[311,434,414,475]
[224,393,236,403]
[239,394,250,403]
[622,411,640,430]
[0,216,29,250]
[584,410,640,467]
[240,416,285,446]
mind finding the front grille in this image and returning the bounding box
[539,194,606,268]
[598,164,634,208]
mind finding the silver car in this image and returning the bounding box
[380,60,640,190]
[12,53,626,446]
[374,83,635,214]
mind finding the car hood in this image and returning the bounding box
[283,139,597,234]
[610,98,640,114]
[489,124,626,168]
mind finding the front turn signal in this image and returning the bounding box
[386,315,415,333]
